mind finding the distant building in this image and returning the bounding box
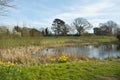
[13,26,43,37]
[21,27,31,37]
[29,28,43,37]
[0,26,9,34]
[0,26,10,38]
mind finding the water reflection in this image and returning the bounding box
[38,44,120,60]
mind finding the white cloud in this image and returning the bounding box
[54,0,115,22]
[82,1,114,13]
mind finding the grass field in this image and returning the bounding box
[0,60,120,80]
[0,36,117,48]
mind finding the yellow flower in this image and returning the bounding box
[58,56,68,63]
[6,61,14,66]
[11,63,14,66]
[7,61,11,64]
[0,61,3,65]
[50,58,56,61]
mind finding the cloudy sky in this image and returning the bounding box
[0,0,120,30]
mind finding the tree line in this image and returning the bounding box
[51,18,92,36]
[50,18,120,36]
[0,17,120,37]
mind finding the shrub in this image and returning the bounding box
[116,34,120,41]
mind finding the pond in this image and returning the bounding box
[37,44,120,60]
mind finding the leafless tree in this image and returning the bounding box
[73,17,92,36]
[99,20,118,35]
[0,0,13,16]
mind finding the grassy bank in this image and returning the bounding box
[0,36,120,80]
[0,36,117,48]
[0,60,120,80]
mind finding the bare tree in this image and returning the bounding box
[0,0,13,16]
[73,17,92,36]
[105,20,118,28]
[99,20,118,35]
[99,24,112,36]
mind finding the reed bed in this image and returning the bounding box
[0,46,99,65]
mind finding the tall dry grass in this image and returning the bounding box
[0,46,99,65]
[0,46,42,65]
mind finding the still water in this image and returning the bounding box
[38,44,120,60]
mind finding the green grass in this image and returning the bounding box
[0,36,117,48]
[0,60,120,80]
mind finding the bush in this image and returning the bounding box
[116,34,120,41]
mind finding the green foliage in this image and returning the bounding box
[45,28,49,36]
[51,18,70,36]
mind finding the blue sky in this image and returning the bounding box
[0,0,120,30]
